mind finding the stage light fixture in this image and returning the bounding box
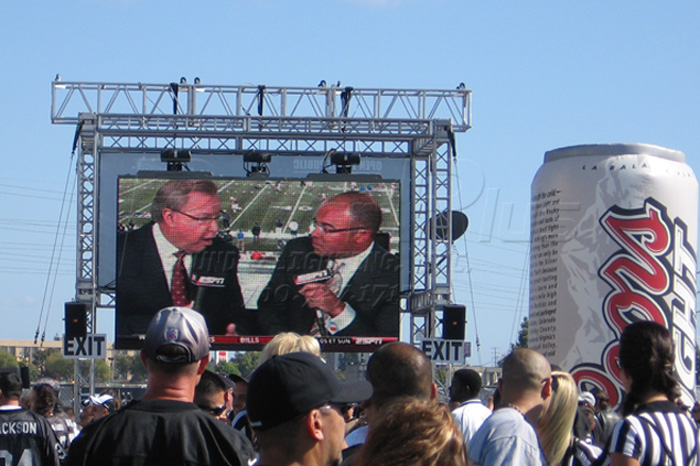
[243,151,272,177]
[160,149,191,171]
[330,152,361,174]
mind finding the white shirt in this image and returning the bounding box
[452,398,492,444]
[0,405,22,411]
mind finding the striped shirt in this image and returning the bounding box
[606,400,698,466]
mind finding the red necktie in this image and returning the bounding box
[171,251,189,306]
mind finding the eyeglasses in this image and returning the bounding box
[312,219,369,234]
[173,209,224,224]
[198,404,227,416]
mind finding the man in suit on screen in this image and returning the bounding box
[257,191,399,337]
[117,179,247,338]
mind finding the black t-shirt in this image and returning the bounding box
[66,399,256,466]
[0,407,64,466]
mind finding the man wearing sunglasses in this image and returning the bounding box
[194,371,231,423]
[257,191,399,337]
[117,179,247,338]
[247,352,372,466]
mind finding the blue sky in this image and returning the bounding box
[1,1,699,365]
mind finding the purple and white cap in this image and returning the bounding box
[142,307,210,364]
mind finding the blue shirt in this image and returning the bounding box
[468,407,547,466]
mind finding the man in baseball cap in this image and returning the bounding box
[247,351,372,466]
[67,307,255,466]
[142,305,211,364]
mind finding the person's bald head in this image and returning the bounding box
[501,348,551,397]
[366,342,434,409]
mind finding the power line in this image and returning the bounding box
[34,146,77,345]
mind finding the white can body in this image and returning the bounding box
[529,143,698,406]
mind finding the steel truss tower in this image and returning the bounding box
[51,79,471,350]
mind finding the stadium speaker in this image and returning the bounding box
[442,304,466,340]
[65,302,88,339]
[19,366,29,389]
[432,210,469,242]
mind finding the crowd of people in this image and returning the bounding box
[0,308,697,465]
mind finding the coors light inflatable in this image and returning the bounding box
[529,143,698,406]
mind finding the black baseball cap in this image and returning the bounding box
[217,373,236,390]
[142,307,210,364]
[247,352,372,431]
[227,373,249,385]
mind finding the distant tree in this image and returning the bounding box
[0,350,18,368]
[513,317,529,350]
[435,367,449,386]
[113,354,130,381]
[93,360,111,383]
[214,360,239,376]
[44,351,73,381]
[233,352,260,376]
[33,349,54,373]
[211,352,260,377]
[112,353,147,383]
[497,317,530,367]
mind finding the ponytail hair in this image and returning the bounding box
[618,321,679,416]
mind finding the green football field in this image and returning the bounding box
[117,177,401,254]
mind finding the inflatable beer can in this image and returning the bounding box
[529,143,698,406]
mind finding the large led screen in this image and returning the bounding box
[116,175,401,350]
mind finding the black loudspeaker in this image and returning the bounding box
[19,367,30,389]
[442,304,466,340]
[65,302,88,339]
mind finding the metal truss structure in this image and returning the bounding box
[51,80,472,349]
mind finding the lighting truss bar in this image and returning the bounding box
[52,80,471,356]
[52,82,471,131]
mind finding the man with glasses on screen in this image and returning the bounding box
[257,191,399,337]
[117,179,247,337]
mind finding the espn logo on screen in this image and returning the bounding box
[193,275,225,287]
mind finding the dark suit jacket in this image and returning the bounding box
[117,223,247,336]
[256,237,399,337]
